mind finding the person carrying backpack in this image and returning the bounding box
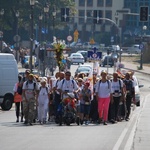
[123,72,135,121]
[57,71,79,100]
[37,78,50,124]
[13,75,24,122]
[22,74,39,125]
[110,72,124,123]
[95,70,112,125]
[79,82,92,125]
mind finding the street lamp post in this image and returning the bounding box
[30,0,35,72]
[115,12,122,63]
[140,25,147,70]
[38,12,43,73]
[15,10,19,62]
[52,6,56,39]
[115,12,119,44]
[51,6,56,76]
[0,9,4,52]
[43,3,49,76]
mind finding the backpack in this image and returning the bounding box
[98,79,110,91]
[61,79,75,89]
[110,79,122,91]
[26,81,36,90]
[123,79,133,96]
[17,83,23,95]
[39,86,48,94]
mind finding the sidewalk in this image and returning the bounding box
[131,93,150,150]
[122,61,150,75]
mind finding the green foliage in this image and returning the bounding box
[0,0,75,43]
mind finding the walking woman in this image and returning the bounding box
[96,70,112,125]
[13,75,23,122]
[37,78,50,124]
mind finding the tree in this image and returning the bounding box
[0,0,75,44]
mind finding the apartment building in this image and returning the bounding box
[69,0,124,43]
[123,0,150,35]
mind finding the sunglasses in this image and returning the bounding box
[66,74,71,76]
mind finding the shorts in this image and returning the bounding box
[80,104,91,115]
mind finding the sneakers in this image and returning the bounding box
[16,118,19,122]
[110,119,117,124]
[97,118,102,124]
[21,118,23,122]
[80,119,83,125]
[103,121,107,125]
[24,120,28,125]
[125,117,130,121]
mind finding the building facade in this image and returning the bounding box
[123,0,150,43]
[69,0,124,45]
[68,0,150,46]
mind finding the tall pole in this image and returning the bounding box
[52,6,56,76]
[140,25,147,70]
[15,11,19,63]
[30,1,35,72]
[43,3,49,76]
[0,9,4,53]
[38,12,43,73]
[43,12,46,76]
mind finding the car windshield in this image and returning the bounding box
[77,67,91,71]
[71,54,82,57]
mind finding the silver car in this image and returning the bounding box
[69,53,85,64]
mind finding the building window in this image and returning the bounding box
[105,10,112,24]
[79,10,84,24]
[79,0,85,6]
[86,10,92,24]
[87,0,93,7]
[106,0,112,7]
[97,0,104,6]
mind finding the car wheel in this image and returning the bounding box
[136,101,140,107]
[1,95,13,111]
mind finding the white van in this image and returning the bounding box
[0,53,18,110]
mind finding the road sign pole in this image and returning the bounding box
[140,52,143,70]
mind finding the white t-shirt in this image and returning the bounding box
[111,79,123,97]
[57,79,78,99]
[38,87,49,104]
[95,80,112,98]
[13,83,18,92]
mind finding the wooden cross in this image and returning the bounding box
[46,47,71,72]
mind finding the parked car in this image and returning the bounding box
[68,53,84,65]
[100,55,114,67]
[126,44,141,54]
[75,65,92,75]
[132,75,143,106]
[111,52,119,61]
[76,50,88,62]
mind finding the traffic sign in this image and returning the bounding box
[87,48,102,61]
[67,35,72,42]
[139,44,144,50]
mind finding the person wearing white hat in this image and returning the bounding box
[37,78,50,124]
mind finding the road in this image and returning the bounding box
[0,64,149,150]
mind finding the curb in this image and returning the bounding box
[123,67,150,75]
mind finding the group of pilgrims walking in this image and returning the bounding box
[13,68,135,126]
